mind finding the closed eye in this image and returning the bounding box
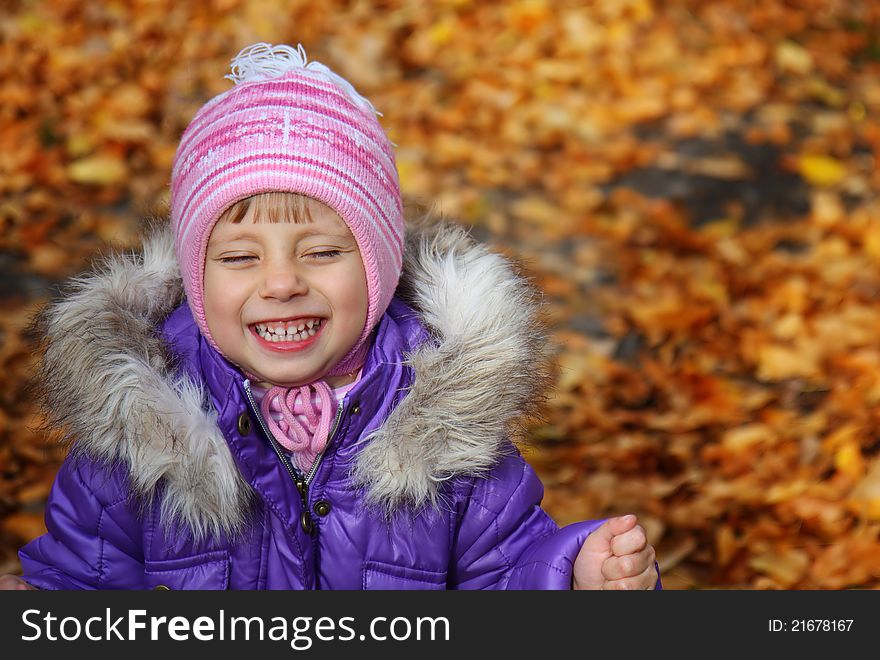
[308,250,343,259]
[218,255,256,264]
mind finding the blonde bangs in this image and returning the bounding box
[217,192,315,224]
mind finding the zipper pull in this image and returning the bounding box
[296,478,314,534]
[300,510,314,534]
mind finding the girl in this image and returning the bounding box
[2,43,659,590]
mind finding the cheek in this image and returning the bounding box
[202,267,245,337]
[348,270,370,329]
[331,265,369,333]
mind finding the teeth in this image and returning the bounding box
[254,318,322,342]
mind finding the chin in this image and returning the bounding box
[262,368,326,388]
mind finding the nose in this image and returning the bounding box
[259,262,308,301]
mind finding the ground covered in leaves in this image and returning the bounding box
[1,0,879,589]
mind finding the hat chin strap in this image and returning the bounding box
[260,381,336,471]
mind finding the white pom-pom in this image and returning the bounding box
[225,42,380,116]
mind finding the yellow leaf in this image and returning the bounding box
[692,278,729,306]
[811,190,844,225]
[428,19,456,46]
[850,460,880,520]
[18,11,47,35]
[849,102,867,122]
[105,84,152,117]
[95,118,154,142]
[797,155,846,187]
[822,424,860,453]
[749,549,810,586]
[66,134,95,159]
[775,41,813,75]
[631,0,654,22]
[698,218,739,238]
[68,155,128,185]
[756,343,820,381]
[771,313,804,341]
[806,79,846,107]
[721,423,775,452]
[766,479,809,504]
[862,226,880,262]
[835,442,865,480]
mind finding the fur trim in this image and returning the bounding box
[33,227,252,539]
[35,218,551,534]
[352,219,553,514]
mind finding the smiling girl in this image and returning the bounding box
[2,43,659,591]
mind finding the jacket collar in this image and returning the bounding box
[35,219,551,536]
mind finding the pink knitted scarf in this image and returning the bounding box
[260,382,335,472]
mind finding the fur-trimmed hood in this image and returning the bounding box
[35,219,552,537]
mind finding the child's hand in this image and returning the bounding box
[572,514,657,590]
[0,574,36,590]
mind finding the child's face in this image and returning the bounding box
[203,198,368,388]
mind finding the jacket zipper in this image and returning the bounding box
[242,380,344,534]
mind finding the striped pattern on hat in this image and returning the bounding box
[170,43,404,375]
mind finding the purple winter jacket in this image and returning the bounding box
[19,221,657,590]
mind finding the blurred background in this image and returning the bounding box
[1,0,879,589]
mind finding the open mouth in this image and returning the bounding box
[250,318,324,344]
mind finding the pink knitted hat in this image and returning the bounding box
[170,43,404,376]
